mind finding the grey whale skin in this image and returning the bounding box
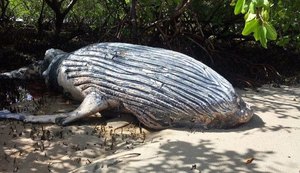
[0,43,253,129]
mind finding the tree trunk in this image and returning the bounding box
[44,0,78,42]
[37,0,46,36]
[130,0,138,43]
[54,13,64,39]
[0,0,9,23]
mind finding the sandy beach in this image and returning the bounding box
[0,85,299,173]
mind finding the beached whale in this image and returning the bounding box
[0,43,253,129]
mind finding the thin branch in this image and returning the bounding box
[62,0,78,17]
[144,0,192,30]
[172,0,192,19]
[186,36,214,64]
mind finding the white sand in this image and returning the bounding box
[1,85,300,173]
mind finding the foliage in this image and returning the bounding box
[231,0,277,48]
[7,0,52,25]
[272,0,300,51]
[231,0,299,51]
[1,0,299,51]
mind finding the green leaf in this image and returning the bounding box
[255,0,269,7]
[262,9,269,20]
[241,3,248,14]
[125,0,131,4]
[242,19,259,36]
[255,0,264,7]
[277,36,291,47]
[249,2,255,13]
[258,25,268,48]
[253,27,260,41]
[265,22,277,40]
[263,0,270,8]
[245,12,256,22]
[230,0,236,6]
[234,0,245,15]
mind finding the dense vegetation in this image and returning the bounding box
[0,0,299,87]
